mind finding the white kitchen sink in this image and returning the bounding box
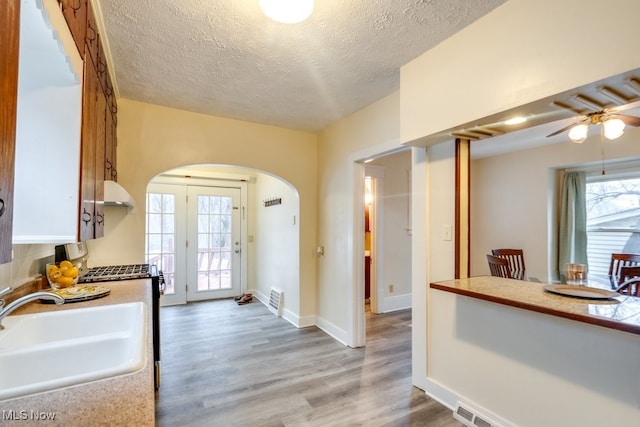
[0,302,146,400]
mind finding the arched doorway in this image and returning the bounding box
[144,164,301,322]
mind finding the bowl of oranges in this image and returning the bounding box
[46,261,80,289]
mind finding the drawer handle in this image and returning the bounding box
[82,208,92,225]
[0,198,5,218]
[87,24,96,43]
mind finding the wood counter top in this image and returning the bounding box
[430,276,640,335]
[0,278,155,426]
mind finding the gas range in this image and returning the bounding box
[78,264,153,284]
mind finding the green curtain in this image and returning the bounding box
[558,171,588,275]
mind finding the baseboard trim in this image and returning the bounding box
[379,292,411,313]
[315,316,348,346]
[252,290,316,329]
[422,378,459,410]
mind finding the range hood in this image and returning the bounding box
[103,180,136,207]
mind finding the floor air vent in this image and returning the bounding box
[268,288,283,316]
[453,402,503,427]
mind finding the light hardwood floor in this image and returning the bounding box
[155,298,462,427]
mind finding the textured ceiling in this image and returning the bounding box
[97,0,507,132]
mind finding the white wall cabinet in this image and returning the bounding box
[12,0,83,244]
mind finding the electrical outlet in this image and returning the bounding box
[389,284,394,293]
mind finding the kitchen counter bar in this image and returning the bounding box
[1,278,155,426]
[430,276,640,335]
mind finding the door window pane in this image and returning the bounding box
[195,194,233,291]
[145,192,177,295]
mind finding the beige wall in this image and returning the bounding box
[254,173,301,323]
[88,99,318,319]
[316,91,401,340]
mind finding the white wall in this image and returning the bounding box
[471,128,640,282]
[253,174,301,325]
[0,244,54,290]
[430,289,640,426]
[401,0,640,144]
[400,0,640,422]
[368,150,412,311]
[88,99,318,320]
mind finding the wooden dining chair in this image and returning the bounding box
[615,266,640,296]
[491,249,525,280]
[487,254,512,279]
[608,253,640,285]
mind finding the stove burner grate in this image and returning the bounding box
[78,264,151,283]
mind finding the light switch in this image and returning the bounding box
[443,225,452,241]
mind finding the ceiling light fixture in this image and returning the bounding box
[504,116,527,125]
[260,0,314,24]
[567,123,589,143]
[567,113,626,143]
[602,118,625,140]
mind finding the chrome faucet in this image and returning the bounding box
[0,288,64,330]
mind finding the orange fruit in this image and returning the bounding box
[63,266,79,278]
[46,264,58,277]
[59,260,74,269]
[55,276,76,288]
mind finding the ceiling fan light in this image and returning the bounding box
[568,123,588,143]
[602,118,625,140]
[260,0,314,24]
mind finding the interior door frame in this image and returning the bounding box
[348,141,406,348]
[365,165,384,314]
[150,175,248,305]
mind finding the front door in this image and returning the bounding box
[146,182,243,306]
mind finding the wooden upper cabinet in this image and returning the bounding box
[105,105,117,181]
[85,0,99,67]
[59,0,87,58]
[94,79,107,239]
[96,37,109,94]
[79,55,98,242]
[0,0,20,263]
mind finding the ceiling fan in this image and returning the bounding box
[546,109,640,143]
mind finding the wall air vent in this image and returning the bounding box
[453,401,505,427]
[268,288,283,317]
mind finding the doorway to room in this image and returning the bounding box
[145,165,301,311]
[359,149,413,341]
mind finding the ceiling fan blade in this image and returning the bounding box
[546,122,578,137]
[606,99,640,114]
[616,114,640,127]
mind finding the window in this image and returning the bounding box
[145,191,176,294]
[586,173,640,275]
